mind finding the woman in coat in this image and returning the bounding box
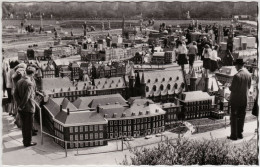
[177,41,188,70]
[210,45,221,72]
[202,44,212,72]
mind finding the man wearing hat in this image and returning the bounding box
[228,58,251,140]
[14,65,37,147]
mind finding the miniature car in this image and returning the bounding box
[145,135,152,139]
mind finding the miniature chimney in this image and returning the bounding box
[67,108,70,115]
[97,104,101,113]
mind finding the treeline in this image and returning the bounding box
[2,1,258,19]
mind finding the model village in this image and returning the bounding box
[2,17,258,149]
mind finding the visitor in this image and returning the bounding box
[14,65,38,147]
[186,29,191,45]
[202,44,212,73]
[177,41,188,70]
[188,41,198,72]
[83,21,87,36]
[209,45,221,72]
[228,58,251,140]
[196,35,203,60]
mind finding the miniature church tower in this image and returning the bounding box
[140,71,146,98]
[190,68,197,91]
[128,66,135,97]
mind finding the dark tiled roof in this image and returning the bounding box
[94,77,126,90]
[73,94,128,110]
[55,110,107,126]
[181,91,214,102]
[44,97,77,117]
[42,77,72,91]
[143,69,185,97]
[99,102,166,120]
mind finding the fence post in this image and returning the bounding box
[39,108,43,145]
[224,117,226,129]
[121,138,124,151]
[76,140,79,156]
[65,141,67,157]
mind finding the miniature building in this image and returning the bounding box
[90,63,127,79]
[43,98,108,149]
[41,61,56,78]
[160,102,182,125]
[136,69,186,103]
[18,50,27,61]
[73,94,166,138]
[215,66,238,85]
[151,52,165,64]
[69,62,80,80]
[178,91,215,120]
[43,94,166,148]
[94,77,127,98]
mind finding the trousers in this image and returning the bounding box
[230,106,246,138]
[19,111,34,146]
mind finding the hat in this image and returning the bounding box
[26,65,37,74]
[233,58,245,65]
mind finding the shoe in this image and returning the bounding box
[227,136,237,140]
[32,132,37,136]
[24,142,37,147]
[238,134,243,139]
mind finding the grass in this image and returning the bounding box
[187,113,257,134]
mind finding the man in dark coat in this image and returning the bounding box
[14,65,37,147]
[228,58,252,140]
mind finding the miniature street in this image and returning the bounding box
[2,111,257,165]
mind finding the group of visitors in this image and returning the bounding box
[3,57,39,147]
[172,34,221,73]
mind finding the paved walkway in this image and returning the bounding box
[2,111,258,165]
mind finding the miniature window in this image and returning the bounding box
[181,82,185,89]
[89,125,93,131]
[75,127,78,132]
[146,86,149,92]
[84,126,88,132]
[167,84,171,89]
[174,83,178,89]
[147,79,150,83]
[153,85,157,91]
[89,133,93,139]
[128,120,131,124]
[94,125,98,131]
[169,77,172,81]
[80,134,83,140]
[85,134,88,139]
[176,76,179,80]
[79,126,83,132]
[99,125,103,131]
[160,84,164,90]
[69,127,73,133]
[155,78,158,82]
[100,132,103,139]
[162,78,165,82]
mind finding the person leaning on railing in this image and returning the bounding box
[14,65,38,147]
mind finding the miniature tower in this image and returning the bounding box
[204,70,209,92]
[217,24,223,44]
[140,71,146,98]
[227,24,234,53]
[190,68,197,91]
[135,71,141,95]
[128,66,135,97]
[122,15,125,37]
